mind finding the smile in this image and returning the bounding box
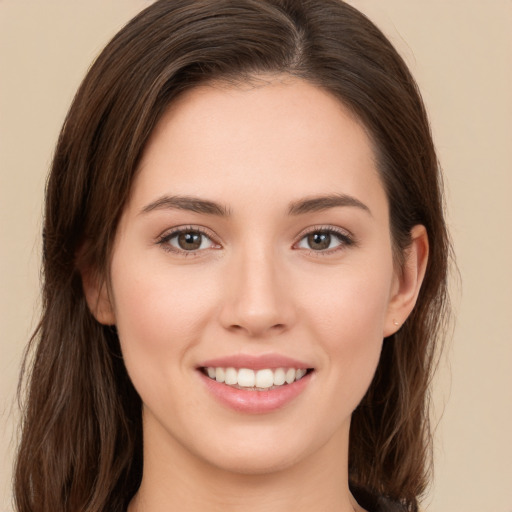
[198,366,314,413]
[201,367,310,390]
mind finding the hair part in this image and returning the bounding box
[15,1,451,511]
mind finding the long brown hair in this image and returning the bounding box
[15,1,451,511]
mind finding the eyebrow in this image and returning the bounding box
[288,193,372,216]
[141,195,231,216]
[140,193,371,217]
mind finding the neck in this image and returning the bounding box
[129,417,360,512]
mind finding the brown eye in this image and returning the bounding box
[160,229,217,253]
[307,232,331,250]
[177,232,203,250]
[296,228,353,253]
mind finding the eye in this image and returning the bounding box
[157,227,219,254]
[295,228,354,253]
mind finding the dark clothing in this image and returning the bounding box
[124,486,409,511]
[352,486,409,512]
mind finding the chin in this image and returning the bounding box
[202,446,304,476]
[187,421,337,477]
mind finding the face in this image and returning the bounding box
[93,77,413,475]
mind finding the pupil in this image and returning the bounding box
[308,232,330,250]
[178,232,202,250]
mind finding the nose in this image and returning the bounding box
[218,246,296,338]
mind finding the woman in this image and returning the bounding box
[14,1,451,511]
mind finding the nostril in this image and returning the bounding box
[226,322,287,336]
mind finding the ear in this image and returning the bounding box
[383,225,429,337]
[81,267,116,326]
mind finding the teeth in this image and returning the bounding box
[225,367,237,385]
[285,368,296,384]
[273,368,286,386]
[204,367,309,390]
[215,367,225,383]
[237,368,255,387]
[255,369,274,388]
[296,368,307,379]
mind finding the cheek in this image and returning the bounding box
[299,263,392,404]
[109,258,218,389]
[301,259,392,338]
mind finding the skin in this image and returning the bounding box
[84,76,428,512]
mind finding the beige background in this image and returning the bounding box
[1,1,511,511]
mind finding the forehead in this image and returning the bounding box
[130,76,385,216]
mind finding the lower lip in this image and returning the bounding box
[199,371,313,414]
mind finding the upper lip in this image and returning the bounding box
[198,354,313,370]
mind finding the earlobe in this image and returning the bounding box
[81,268,116,326]
[384,225,429,337]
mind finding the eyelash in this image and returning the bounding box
[156,225,219,256]
[156,225,355,257]
[295,225,356,256]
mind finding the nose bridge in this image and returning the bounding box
[219,239,294,337]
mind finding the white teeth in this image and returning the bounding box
[255,369,274,388]
[225,367,238,385]
[204,367,309,389]
[296,368,307,379]
[215,367,225,383]
[285,368,296,384]
[237,368,255,387]
[273,368,286,386]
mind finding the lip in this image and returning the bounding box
[199,353,312,371]
[198,369,313,414]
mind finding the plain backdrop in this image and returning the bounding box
[1,1,511,511]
